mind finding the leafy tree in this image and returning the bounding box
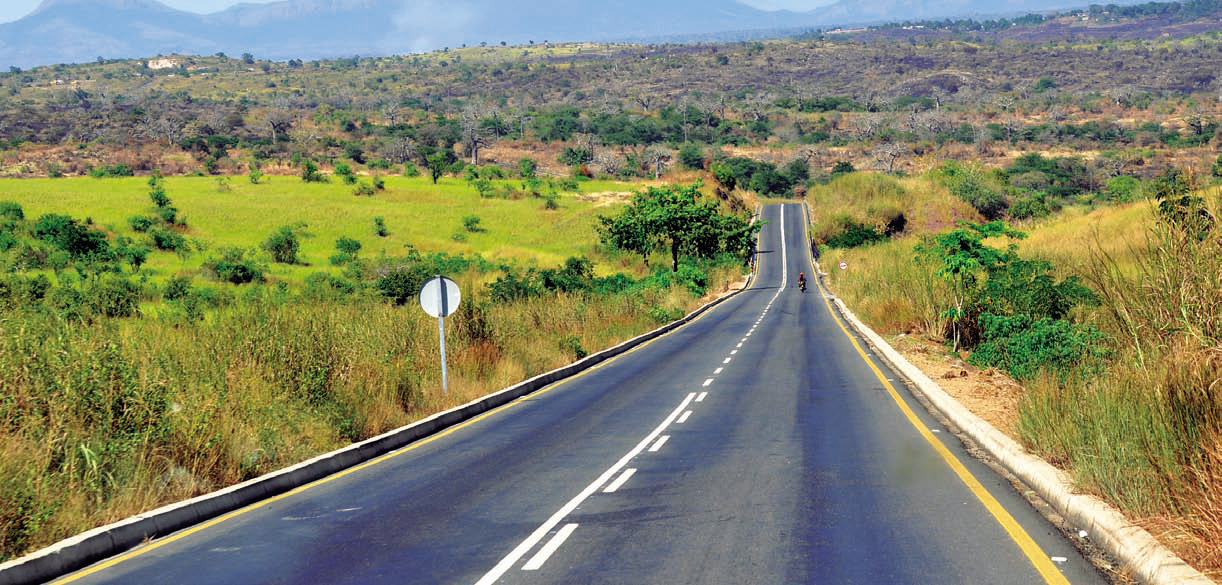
[373,216,389,237]
[463,215,484,232]
[915,221,1025,351]
[426,153,449,184]
[678,143,704,170]
[598,183,759,272]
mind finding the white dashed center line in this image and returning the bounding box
[714,367,723,375]
[723,357,732,364]
[702,378,714,387]
[677,411,692,424]
[522,523,579,571]
[696,392,708,402]
[603,469,637,493]
[474,393,695,585]
[648,436,670,452]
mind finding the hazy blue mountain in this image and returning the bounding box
[0,0,1138,68]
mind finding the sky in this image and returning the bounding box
[0,0,832,25]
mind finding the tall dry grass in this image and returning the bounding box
[0,267,729,561]
[1019,187,1222,569]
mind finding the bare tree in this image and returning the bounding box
[461,102,493,165]
[140,113,185,145]
[381,102,403,126]
[871,143,905,173]
[383,137,417,164]
[595,152,623,177]
[634,93,655,113]
[642,146,672,180]
[265,110,293,144]
[743,92,772,122]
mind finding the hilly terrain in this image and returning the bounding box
[0,0,1156,68]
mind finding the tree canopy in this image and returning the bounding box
[597,183,759,272]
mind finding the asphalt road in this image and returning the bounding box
[58,204,1107,585]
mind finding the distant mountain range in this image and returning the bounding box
[0,0,1142,68]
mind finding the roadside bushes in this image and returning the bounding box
[932,162,1007,220]
[916,221,1100,366]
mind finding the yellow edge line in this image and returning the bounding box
[55,262,755,584]
[813,273,1069,584]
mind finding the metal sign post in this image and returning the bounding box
[419,275,461,396]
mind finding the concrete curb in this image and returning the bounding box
[0,210,762,585]
[823,287,1213,585]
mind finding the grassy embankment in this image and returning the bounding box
[0,176,748,561]
[812,172,1222,573]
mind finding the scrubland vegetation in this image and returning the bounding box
[0,0,1219,571]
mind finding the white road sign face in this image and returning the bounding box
[839,261,847,271]
[420,277,461,318]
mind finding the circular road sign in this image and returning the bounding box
[420,276,461,318]
[839,261,848,271]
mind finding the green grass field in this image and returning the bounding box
[0,175,636,282]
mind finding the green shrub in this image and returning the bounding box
[330,237,362,265]
[462,215,483,232]
[147,228,186,252]
[304,272,358,299]
[352,182,375,196]
[0,201,23,221]
[163,276,193,301]
[1009,195,1051,220]
[32,214,110,259]
[335,163,357,185]
[373,217,388,237]
[262,226,301,264]
[128,216,153,232]
[968,314,1109,380]
[204,248,264,284]
[86,276,141,318]
[559,147,594,166]
[824,218,886,249]
[1103,175,1142,203]
[301,160,325,183]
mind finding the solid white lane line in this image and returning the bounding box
[473,393,696,585]
[703,378,714,387]
[677,411,692,424]
[522,523,579,571]
[714,367,723,374]
[696,392,708,402]
[649,436,670,452]
[603,469,637,493]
